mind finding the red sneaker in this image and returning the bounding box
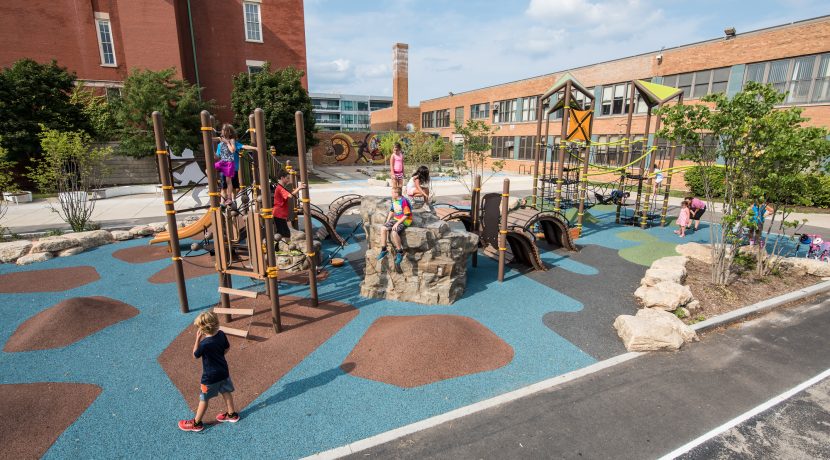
[216,412,240,423]
[178,419,204,432]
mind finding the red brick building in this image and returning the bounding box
[0,0,308,121]
[373,16,830,190]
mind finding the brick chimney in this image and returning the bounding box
[392,43,409,110]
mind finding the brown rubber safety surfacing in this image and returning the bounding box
[148,254,216,284]
[342,315,514,388]
[158,296,358,412]
[112,244,171,264]
[4,296,139,352]
[0,266,99,293]
[0,382,101,459]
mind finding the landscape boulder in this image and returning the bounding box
[634,281,694,311]
[148,222,168,233]
[111,230,133,241]
[129,225,154,237]
[675,242,713,264]
[359,196,479,305]
[641,267,686,287]
[30,235,81,254]
[614,308,698,351]
[0,240,32,263]
[72,230,114,249]
[781,257,830,277]
[16,252,54,265]
[275,230,323,272]
[58,247,85,257]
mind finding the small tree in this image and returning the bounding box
[0,59,90,185]
[70,84,120,142]
[28,128,111,231]
[402,130,448,174]
[378,132,402,159]
[114,68,210,158]
[231,64,316,156]
[451,119,501,192]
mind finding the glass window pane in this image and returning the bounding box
[712,67,730,83]
[745,63,765,83]
[812,55,830,103]
[678,73,693,86]
[767,60,789,83]
[663,75,678,87]
[711,81,728,94]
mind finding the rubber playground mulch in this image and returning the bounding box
[4,296,139,352]
[149,254,216,284]
[343,315,514,388]
[112,244,172,264]
[158,296,358,412]
[0,382,101,459]
[0,266,99,293]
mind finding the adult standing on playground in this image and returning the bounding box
[273,169,306,239]
[686,195,707,232]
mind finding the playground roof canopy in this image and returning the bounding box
[633,80,683,106]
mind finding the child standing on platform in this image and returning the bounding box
[178,312,239,432]
[272,169,306,239]
[214,124,255,206]
[389,142,404,188]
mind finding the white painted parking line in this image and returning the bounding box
[658,367,830,460]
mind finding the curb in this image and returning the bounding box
[691,280,830,332]
[304,280,830,460]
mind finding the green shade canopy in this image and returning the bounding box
[634,80,683,106]
[542,72,593,101]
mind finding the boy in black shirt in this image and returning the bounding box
[178,312,239,431]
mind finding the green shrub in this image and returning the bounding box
[801,174,830,208]
[683,166,725,198]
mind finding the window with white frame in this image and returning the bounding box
[493,99,516,123]
[742,53,830,104]
[788,56,815,103]
[520,96,539,122]
[246,60,265,75]
[813,54,830,103]
[243,2,263,42]
[94,13,116,66]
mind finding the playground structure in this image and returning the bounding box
[529,75,686,231]
[435,175,576,274]
[150,108,320,335]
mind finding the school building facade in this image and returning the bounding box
[374,16,830,190]
[0,0,308,122]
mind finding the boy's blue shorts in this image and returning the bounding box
[199,377,234,401]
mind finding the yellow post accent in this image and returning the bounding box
[156,150,168,155]
[171,257,182,261]
[166,210,176,215]
[200,127,213,131]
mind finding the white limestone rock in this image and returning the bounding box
[16,252,54,265]
[57,246,85,257]
[148,222,168,233]
[634,281,694,311]
[641,267,687,287]
[650,256,688,271]
[675,242,713,265]
[781,257,830,277]
[111,230,133,241]
[0,240,33,263]
[71,230,114,249]
[129,225,154,237]
[30,235,81,253]
[614,308,698,351]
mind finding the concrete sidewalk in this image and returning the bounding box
[5,166,830,233]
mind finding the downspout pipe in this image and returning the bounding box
[186,0,201,99]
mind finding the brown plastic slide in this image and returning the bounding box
[149,212,212,245]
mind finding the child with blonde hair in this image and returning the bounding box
[178,312,239,432]
[675,199,691,238]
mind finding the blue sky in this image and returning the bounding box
[304,0,830,104]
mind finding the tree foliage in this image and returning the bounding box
[451,119,502,192]
[70,84,119,142]
[231,64,316,156]
[658,82,830,282]
[401,130,448,174]
[114,68,210,158]
[0,59,90,168]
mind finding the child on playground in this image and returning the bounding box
[389,142,404,188]
[405,165,431,210]
[178,312,239,432]
[675,199,691,237]
[747,200,772,246]
[273,169,306,239]
[377,186,412,266]
[215,124,256,206]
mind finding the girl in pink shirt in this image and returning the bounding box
[675,200,691,237]
[389,142,404,188]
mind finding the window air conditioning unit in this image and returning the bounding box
[505,141,514,148]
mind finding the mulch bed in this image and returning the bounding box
[0,382,101,459]
[112,244,172,264]
[0,266,99,293]
[157,296,358,413]
[342,315,514,388]
[4,297,139,352]
[683,259,819,323]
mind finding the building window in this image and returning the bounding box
[493,99,516,123]
[95,15,116,66]
[787,56,815,103]
[357,101,369,111]
[517,136,536,160]
[470,102,489,119]
[813,54,830,103]
[710,67,730,94]
[600,83,631,116]
[491,136,513,159]
[105,87,121,101]
[246,60,265,75]
[243,2,263,42]
[435,109,450,128]
[692,70,711,99]
[341,100,356,111]
[455,106,464,124]
[313,99,340,110]
[520,96,539,122]
[369,100,392,111]
[421,111,435,129]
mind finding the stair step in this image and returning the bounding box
[219,326,249,339]
[213,307,254,316]
[217,287,259,298]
